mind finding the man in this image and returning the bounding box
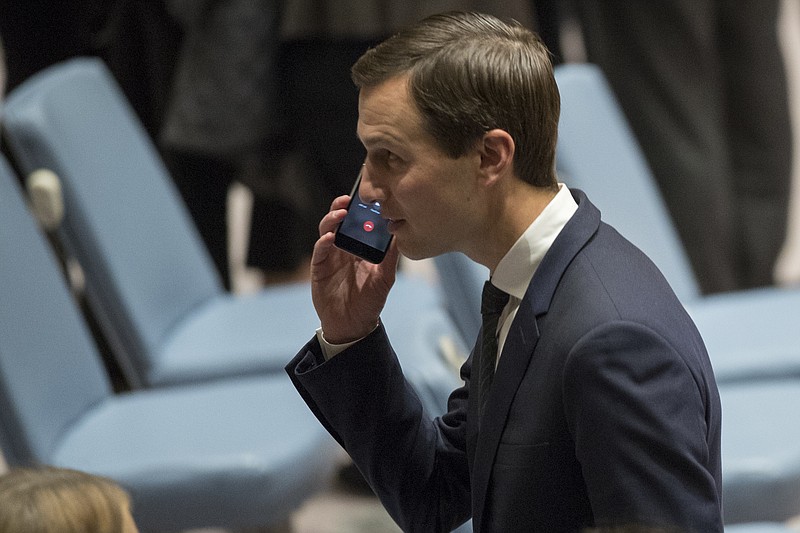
[286,11,722,532]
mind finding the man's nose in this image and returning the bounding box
[359,168,385,205]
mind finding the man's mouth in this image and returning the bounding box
[387,218,404,232]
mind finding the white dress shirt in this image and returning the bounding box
[488,184,577,364]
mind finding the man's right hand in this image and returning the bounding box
[310,195,400,345]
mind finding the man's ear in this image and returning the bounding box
[478,129,515,185]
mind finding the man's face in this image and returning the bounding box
[356,75,483,260]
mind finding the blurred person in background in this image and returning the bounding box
[160,1,536,289]
[573,0,793,293]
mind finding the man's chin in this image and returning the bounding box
[395,239,442,262]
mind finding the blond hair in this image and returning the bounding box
[0,467,134,533]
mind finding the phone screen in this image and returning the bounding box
[334,171,393,263]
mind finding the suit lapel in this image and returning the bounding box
[470,189,601,531]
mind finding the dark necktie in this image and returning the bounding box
[478,280,510,422]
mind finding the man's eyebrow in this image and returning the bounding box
[359,131,403,148]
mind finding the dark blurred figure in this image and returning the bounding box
[0,1,180,139]
[96,1,183,140]
[159,0,284,289]
[247,1,538,283]
[573,0,793,293]
[160,1,537,289]
[0,1,107,92]
[1,1,540,292]
[530,0,564,64]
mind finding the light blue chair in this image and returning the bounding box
[0,155,338,531]
[2,56,317,389]
[434,63,800,524]
[726,524,799,533]
[2,57,467,418]
[720,381,800,523]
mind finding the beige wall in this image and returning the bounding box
[775,0,800,286]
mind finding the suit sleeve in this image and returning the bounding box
[286,323,473,532]
[562,320,723,531]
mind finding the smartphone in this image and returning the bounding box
[334,170,393,263]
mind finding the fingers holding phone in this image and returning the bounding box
[318,195,350,237]
[309,171,398,344]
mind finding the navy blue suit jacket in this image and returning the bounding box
[287,190,723,532]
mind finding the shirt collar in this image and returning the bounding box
[490,184,578,300]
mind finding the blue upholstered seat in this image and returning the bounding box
[720,381,800,523]
[2,57,466,420]
[0,155,338,531]
[3,57,314,388]
[726,524,800,533]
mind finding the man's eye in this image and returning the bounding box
[386,151,401,164]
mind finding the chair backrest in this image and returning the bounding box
[2,57,224,385]
[554,63,701,301]
[0,155,112,465]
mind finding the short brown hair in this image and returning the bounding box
[352,11,560,188]
[0,466,133,533]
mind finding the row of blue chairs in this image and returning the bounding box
[1,154,339,531]
[1,57,798,530]
[0,58,467,532]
